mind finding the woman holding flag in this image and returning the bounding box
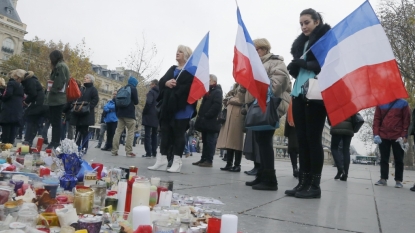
[148,45,197,173]
[285,8,331,199]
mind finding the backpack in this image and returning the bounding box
[115,86,131,108]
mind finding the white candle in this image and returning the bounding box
[117,180,128,212]
[132,206,151,230]
[220,214,238,233]
[130,179,150,209]
[150,177,160,186]
[158,191,172,207]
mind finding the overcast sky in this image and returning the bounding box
[17,0,380,154]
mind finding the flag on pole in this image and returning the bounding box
[311,1,408,126]
[185,32,210,104]
[233,8,270,111]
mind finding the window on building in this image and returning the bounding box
[2,38,15,59]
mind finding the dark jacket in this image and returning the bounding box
[115,84,139,119]
[21,75,46,116]
[195,85,223,133]
[0,79,24,125]
[330,117,354,137]
[70,83,99,126]
[0,87,5,112]
[45,61,70,106]
[142,85,159,127]
[157,65,197,122]
[373,99,411,140]
[284,121,298,153]
[289,24,332,78]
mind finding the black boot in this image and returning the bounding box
[252,169,278,191]
[246,169,262,186]
[285,172,308,196]
[293,167,299,178]
[229,151,242,172]
[244,162,259,176]
[334,169,344,180]
[220,164,232,171]
[221,150,234,170]
[229,165,241,172]
[295,174,321,199]
[340,173,348,181]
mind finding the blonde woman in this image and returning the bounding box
[0,71,25,143]
[148,45,196,173]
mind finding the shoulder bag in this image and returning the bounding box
[301,77,324,105]
[245,88,281,131]
[71,101,90,116]
[351,113,364,133]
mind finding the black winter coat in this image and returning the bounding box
[70,83,99,126]
[157,66,197,122]
[21,75,46,116]
[289,24,331,78]
[195,85,223,133]
[0,79,24,125]
[115,84,139,119]
[142,86,159,127]
[330,117,354,137]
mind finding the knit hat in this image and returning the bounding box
[128,76,138,87]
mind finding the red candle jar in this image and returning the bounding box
[36,137,44,152]
[39,167,51,177]
[16,157,24,165]
[134,225,152,233]
[91,163,103,180]
[207,218,221,233]
[156,186,169,204]
[56,195,68,204]
[124,175,137,212]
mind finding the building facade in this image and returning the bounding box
[0,0,26,64]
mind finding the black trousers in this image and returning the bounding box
[49,105,65,147]
[75,125,90,151]
[226,149,242,167]
[160,119,189,157]
[292,96,327,175]
[144,125,158,156]
[201,131,218,163]
[105,122,117,149]
[25,115,41,145]
[331,135,352,174]
[379,138,404,181]
[254,130,276,170]
[1,124,17,144]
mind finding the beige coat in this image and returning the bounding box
[244,53,290,116]
[216,84,245,151]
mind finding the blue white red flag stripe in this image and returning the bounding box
[311,1,408,126]
[185,32,210,104]
[233,7,270,111]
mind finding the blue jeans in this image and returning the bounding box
[183,134,194,154]
[201,131,218,163]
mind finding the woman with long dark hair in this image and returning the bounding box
[45,50,70,149]
[285,8,331,198]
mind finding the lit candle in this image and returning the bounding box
[220,214,238,233]
[132,206,151,230]
[150,177,160,186]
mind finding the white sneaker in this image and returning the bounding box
[148,155,168,171]
[167,156,182,173]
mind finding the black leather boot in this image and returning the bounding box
[334,169,344,180]
[293,167,299,178]
[245,169,262,186]
[285,172,308,196]
[295,174,321,199]
[340,173,348,181]
[252,169,278,191]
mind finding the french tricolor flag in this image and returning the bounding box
[233,8,270,111]
[312,1,408,126]
[185,32,210,104]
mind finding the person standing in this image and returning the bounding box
[95,111,107,148]
[285,9,331,198]
[45,50,70,149]
[373,99,410,188]
[330,118,354,181]
[0,71,24,144]
[183,119,196,157]
[111,76,139,157]
[70,74,99,153]
[101,91,118,151]
[148,45,197,173]
[216,83,245,172]
[142,79,160,158]
[194,75,223,167]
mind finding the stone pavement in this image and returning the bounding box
[84,140,415,233]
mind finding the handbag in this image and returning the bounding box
[301,77,324,105]
[218,108,227,124]
[66,77,81,101]
[351,112,364,133]
[71,101,90,116]
[245,96,281,131]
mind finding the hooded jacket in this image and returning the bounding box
[104,99,118,123]
[195,84,223,133]
[116,76,139,119]
[142,85,159,128]
[21,73,46,116]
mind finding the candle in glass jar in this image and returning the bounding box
[130,178,150,209]
[150,177,160,186]
[117,179,127,212]
[83,172,97,187]
[129,166,138,181]
[220,214,238,233]
[156,186,168,204]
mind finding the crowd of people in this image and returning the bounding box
[1,8,415,199]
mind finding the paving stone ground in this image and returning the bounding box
[83,140,415,233]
